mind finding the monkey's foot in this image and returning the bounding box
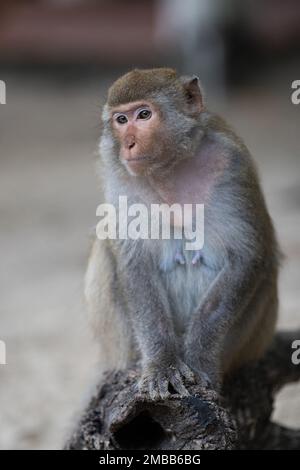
[138,360,197,401]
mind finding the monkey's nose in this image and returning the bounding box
[125,136,136,150]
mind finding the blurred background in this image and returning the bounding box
[0,0,299,449]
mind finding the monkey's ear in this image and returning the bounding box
[180,75,203,114]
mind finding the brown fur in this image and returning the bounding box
[107,68,178,107]
[86,68,280,399]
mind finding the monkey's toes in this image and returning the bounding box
[177,360,198,385]
[167,367,190,396]
[137,365,215,401]
[138,376,168,400]
[138,367,191,401]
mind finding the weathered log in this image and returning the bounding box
[65,330,300,450]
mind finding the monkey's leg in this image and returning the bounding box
[118,242,196,400]
[223,278,278,374]
[184,257,266,390]
[85,239,136,371]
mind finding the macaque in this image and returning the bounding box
[85,68,280,399]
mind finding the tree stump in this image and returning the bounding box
[65,330,300,450]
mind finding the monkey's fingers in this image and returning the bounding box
[138,375,166,401]
[178,361,197,385]
[157,377,170,400]
[149,379,162,401]
[138,370,189,400]
[137,376,150,395]
[168,367,190,396]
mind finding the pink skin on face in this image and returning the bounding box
[111,101,160,175]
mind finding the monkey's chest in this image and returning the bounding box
[157,240,218,333]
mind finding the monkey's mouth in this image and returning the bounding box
[125,156,149,162]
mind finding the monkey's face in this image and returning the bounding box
[110,101,170,176]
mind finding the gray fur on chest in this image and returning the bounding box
[156,239,220,334]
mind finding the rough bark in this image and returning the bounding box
[65,330,300,450]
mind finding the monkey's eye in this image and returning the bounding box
[116,114,128,125]
[137,109,152,120]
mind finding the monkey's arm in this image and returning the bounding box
[118,243,196,399]
[184,252,264,389]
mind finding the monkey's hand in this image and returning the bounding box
[138,358,196,400]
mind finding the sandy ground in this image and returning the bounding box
[0,74,299,449]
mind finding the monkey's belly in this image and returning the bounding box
[158,242,218,334]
